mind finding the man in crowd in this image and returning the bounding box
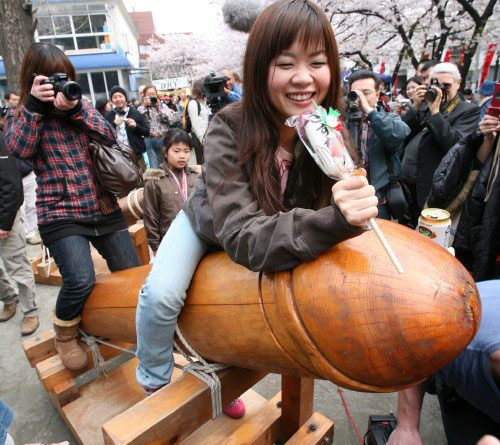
[221,69,243,103]
[346,70,410,220]
[0,131,39,336]
[138,84,176,168]
[400,62,480,226]
[388,280,500,445]
[3,91,19,107]
[417,60,439,85]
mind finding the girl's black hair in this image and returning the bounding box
[163,128,192,152]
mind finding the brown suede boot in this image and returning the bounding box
[21,315,39,336]
[0,300,18,322]
[52,313,88,370]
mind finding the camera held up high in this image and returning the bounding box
[41,73,82,101]
[202,72,229,114]
[424,77,447,103]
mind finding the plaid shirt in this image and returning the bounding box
[5,99,119,225]
[137,103,174,138]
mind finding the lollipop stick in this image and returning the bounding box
[368,218,404,273]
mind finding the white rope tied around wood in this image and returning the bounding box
[79,330,136,379]
[173,324,228,418]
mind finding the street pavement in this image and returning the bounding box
[0,243,447,444]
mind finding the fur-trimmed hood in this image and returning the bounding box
[143,163,198,181]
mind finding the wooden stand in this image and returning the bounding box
[30,223,150,286]
[23,332,334,445]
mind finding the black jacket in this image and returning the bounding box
[105,107,149,155]
[0,131,23,231]
[402,99,480,207]
[428,131,499,280]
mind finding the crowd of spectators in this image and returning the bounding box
[0,19,498,443]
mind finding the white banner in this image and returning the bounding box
[152,77,189,91]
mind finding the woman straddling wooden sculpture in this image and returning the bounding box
[5,43,140,370]
[136,0,378,419]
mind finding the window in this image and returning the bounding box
[91,72,107,94]
[105,71,119,90]
[36,13,109,51]
[77,73,91,96]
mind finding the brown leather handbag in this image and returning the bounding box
[89,141,143,197]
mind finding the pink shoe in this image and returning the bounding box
[223,397,246,418]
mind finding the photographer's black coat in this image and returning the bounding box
[0,131,23,231]
[402,99,480,207]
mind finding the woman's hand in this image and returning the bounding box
[53,92,78,111]
[30,75,55,103]
[126,118,137,128]
[114,115,125,126]
[332,171,378,227]
[479,114,499,142]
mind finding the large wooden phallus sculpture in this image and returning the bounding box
[81,219,480,393]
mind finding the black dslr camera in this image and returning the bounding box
[149,96,158,106]
[0,106,8,118]
[41,73,82,101]
[346,90,363,122]
[424,77,447,103]
[202,72,229,114]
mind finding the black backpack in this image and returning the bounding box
[182,99,201,133]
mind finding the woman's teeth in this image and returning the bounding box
[287,93,313,101]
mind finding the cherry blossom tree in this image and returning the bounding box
[321,0,498,85]
[145,0,248,81]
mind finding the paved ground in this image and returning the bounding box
[0,243,447,445]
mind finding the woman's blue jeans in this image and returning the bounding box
[47,229,140,320]
[136,210,208,389]
[145,137,164,169]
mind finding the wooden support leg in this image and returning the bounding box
[281,376,314,440]
[285,412,334,445]
[51,378,80,408]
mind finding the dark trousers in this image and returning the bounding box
[47,229,140,320]
[437,384,500,444]
[403,181,421,229]
[190,133,203,165]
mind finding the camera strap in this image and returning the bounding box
[442,95,461,117]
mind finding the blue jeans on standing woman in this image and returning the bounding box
[47,229,140,320]
[136,210,208,389]
[145,137,164,169]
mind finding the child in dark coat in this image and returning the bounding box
[143,129,199,253]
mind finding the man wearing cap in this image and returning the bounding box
[479,81,496,119]
[105,86,150,171]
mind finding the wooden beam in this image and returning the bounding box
[35,341,134,392]
[102,368,267,445]
[23,329,56,367]
[181,389,271,445]
[281,376,314,440]
[52,378,80,408]
[221,393,283,445]
[285,412,334,445]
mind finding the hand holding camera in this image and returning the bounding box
[424,77,446,115]
[31,73,81,111]
[145,96,159,108]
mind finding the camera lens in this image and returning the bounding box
[150,97,158,105]
[424,88,438,102]
[347,90,358,101]
[61,81,82,101]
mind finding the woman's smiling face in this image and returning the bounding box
[267,37,331,121]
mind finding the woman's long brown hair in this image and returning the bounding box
[15,42,77,117]
[238,0,347,215]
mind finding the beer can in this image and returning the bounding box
[417,208,451,249]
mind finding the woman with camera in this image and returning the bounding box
[5,42,140,370]
[138,84,178,169]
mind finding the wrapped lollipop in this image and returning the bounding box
[286,103,404,274]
